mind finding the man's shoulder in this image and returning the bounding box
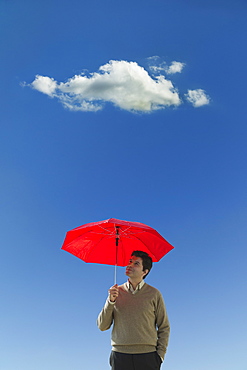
[143,283,162,296]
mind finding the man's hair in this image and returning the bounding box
[131,250,153,279]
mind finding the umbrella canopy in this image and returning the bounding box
[61,218,174,269]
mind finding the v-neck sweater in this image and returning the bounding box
[97,282,170,359]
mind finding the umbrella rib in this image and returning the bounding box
[98,226,115,235]
[88,231,116,237]
[118,226,132,235]
[119,229,168,243]
[91,226,149,238]
[85,229,149,237]
[119,229,149,237]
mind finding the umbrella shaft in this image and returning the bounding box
[115,238,118,266]
[114,264,117,285]
[114,226,120,284]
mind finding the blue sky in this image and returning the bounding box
[1,0,247,369]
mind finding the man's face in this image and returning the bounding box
[125,255,148,280]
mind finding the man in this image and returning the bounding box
[97,250,170,370]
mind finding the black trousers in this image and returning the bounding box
[109,351,162,370]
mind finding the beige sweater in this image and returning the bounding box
[97,282,170,359]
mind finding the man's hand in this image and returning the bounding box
[108,284,119,302]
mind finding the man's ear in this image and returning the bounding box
[143,269,149,278]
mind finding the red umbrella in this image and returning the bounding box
[61,218,174,283]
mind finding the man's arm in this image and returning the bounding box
[155,292,170,361]
[97,285,119,331]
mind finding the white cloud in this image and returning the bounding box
[31,75,57,96]
[148,60,185,75]
[149,63,166,74]
[166,61,185,74]
[58,94,102,112]
[27,59,209,113]
[29,60,181,113]
[186,89,210,107]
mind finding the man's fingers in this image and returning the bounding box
[109,285,119,302]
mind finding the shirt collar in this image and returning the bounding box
[126,279,145,294]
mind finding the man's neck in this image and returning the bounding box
[128,278,143,290]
